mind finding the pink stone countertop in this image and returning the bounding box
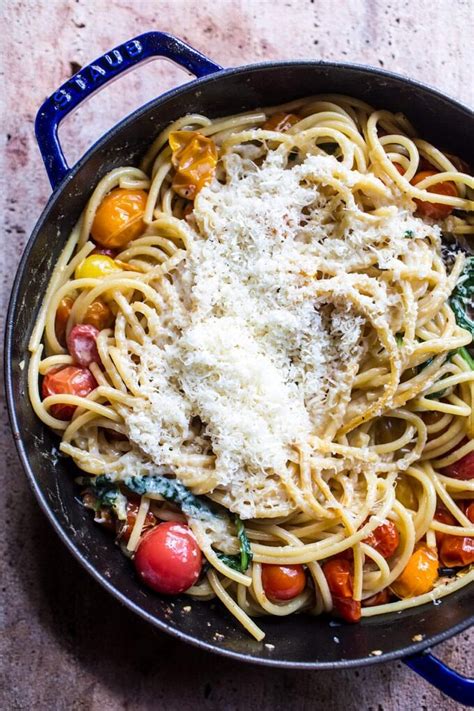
[1,1,473,709]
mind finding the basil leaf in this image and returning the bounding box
[403,230,414,238]
[458,346,474,370]
[449,256,474,336]
[217,515,252,572]
[78,476,128,520]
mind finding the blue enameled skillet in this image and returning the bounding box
[4,32,474,705]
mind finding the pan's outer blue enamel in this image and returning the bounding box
[4,31,474,706]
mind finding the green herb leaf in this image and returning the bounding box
[395,332,404,346]
[217,515,252,572]
[449,256,474,336]
[403,230,414,238]
[458,346,474,370]
[78,476,128,520]
[122,474,216,521]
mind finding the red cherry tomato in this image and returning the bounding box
[464,502,474,523]
[441,451,474,480]
[411,170,457,219]
[134,522,202,595]
[363,520,399,558]
[440,536,474,567]
[117,500,156,543]
[42,366,97,420]
[434,508,457,545]
[332,597,361,622]
[322,557,361,623]
[67,324,101,367]
[261,564,306,601]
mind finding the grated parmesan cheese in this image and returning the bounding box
[122,151,440,518]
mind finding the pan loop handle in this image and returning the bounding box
[35,31,222,189]
[405,651,474,706]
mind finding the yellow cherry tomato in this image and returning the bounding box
[395,476,418,510]
[169,131,217,200]
[391,544,438,598]
[75,254,122,280]
[84,299,115,330]
[91,188,147,249]
[263,112,300,132]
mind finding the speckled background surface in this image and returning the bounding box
[1,1,473,709]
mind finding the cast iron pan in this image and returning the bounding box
[4,32,474,704]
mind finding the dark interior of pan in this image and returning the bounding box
[6,62,474,668]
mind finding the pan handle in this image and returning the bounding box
[35,31,223,189]
[405,651,474,706]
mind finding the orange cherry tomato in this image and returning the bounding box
[91,188,147,249]
[169,131,217,200]
[439,536,474,567]
[117,500,156,543]
[263,112,300,132]
[391,544,438,598]
[434,507,457,545]
[55,295,74,346]
[362,588,391,607]
[411,170,457,219]
[441,451,474,480]
[261,564,306,601]
[393,162,406,176]
[363,520,399,558]
[42,365,97,420]
[134,522,202,595]
[84,299,115,331]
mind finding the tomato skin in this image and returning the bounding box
[332,597,361,623]
[84,299,115,331]
[67,324,100,367]
[42,366,97,420]
[322,558,361,622]
[441,451,474,480]
[134,522,202,595]
[117,500,156,543]
[263,112,300,132]
[55,295,74,346]
[91,188,147,249]
[464,502,474,523]
[434,508,457,545]
[363,520,399,558]
[261,564,306,601]
[169,131,217,200]
[391,544,438,598]
[411,170,457,219]
[439,536,474,567]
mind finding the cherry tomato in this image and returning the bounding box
[441,451,474,480]
[67,323,100,367]
[42,365,97,420]
[434,508,457,545]
[322,558,361,623]
[464,502,474,523]
[439,536,474,567]
[55,295,74,346]
[261,564,306,601]
[117,500,156,543]
[363,520,399,558]
[134,522,202,595]
[75,254,122,280]
[390,544,438,598]
[411,170,457,219]
[91,188,147,249]
[395,476,418,510]
[84,299,115,331]
[169,131,217,200]
[362,589,391,607]
[263,112,300,132]
[332,597,361,623]
[323,558,353,598]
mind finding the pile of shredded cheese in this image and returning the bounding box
[125,151,440,518]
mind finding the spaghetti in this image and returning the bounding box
[28,95,474,641]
